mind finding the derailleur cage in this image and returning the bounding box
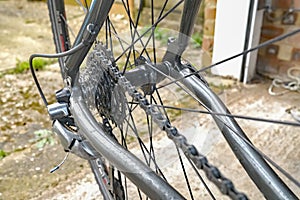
[48,87,101,164]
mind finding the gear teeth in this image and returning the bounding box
[79,43,126,125]
[79,43,247,200]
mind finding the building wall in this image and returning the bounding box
[257,0,300,79]
[202,0,217,66]
[202,0,300,81]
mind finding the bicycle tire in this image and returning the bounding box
[45,1,300,199]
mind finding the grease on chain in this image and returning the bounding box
[82,44,248,200]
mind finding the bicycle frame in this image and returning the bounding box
[50,0,297,198]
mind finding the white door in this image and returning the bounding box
[212,0,263,83]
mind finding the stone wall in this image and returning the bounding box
[46,0,300,80]
[256,0,300,79]
[200,0,300,80]
[202,0,217,66]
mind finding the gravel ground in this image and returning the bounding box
[0,0,299,199]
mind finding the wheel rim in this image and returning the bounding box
[58,1,300,199]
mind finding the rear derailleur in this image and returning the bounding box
[48,87,101,163]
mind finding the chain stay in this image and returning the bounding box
[93,44,248,200]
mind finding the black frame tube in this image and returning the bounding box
[176,68,297,199]
[50,0,297,198]
[70,87,185,199]
[65,0,114,84]
[47,0,72,77]
[177,0,202,57]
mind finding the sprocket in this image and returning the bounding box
[79,44,127,126]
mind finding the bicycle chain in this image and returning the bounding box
[82,43,248,200]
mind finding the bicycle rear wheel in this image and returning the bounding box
[47,0,300,199]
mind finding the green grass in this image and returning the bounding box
[31,129,56,149]
[0,149,8,160]
[191,32,203,48]
[141,26,203,49]
[7,58,54,74]
[24,19,36,24]
[141,26,171,45]
[209,82,232,94]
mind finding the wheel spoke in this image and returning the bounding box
[72,0,300,198]
[115,0,184,62]
[151,0,157,64]
[157,28,300,90]
[140,0,170,56]
[176,147,195,200]
[186,156,216,200]
[107,19,132,66]
[121,99,168,181]
[154,104,300,127]
[119,0,152,69]
[147,102,300,187]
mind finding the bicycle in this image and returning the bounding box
[29,0,300,199]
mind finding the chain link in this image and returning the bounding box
[87,44,248,199]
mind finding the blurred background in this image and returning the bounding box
[0,0,299,199]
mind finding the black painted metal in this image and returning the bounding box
[65,0,114,84]
[50,0,298,198]
[89,160,114,200]
[70,86,185,200]
[177,0,202,57]
[175,68,297,200]
[47,0,71,78]
[240,0,256,82]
